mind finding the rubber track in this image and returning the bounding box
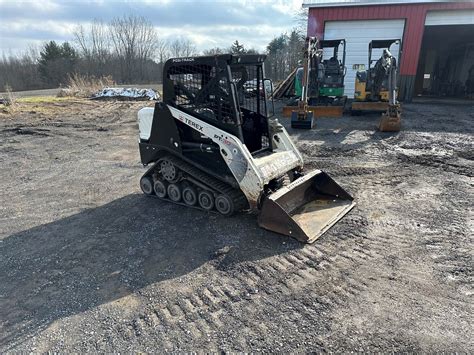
[152,154,248,213]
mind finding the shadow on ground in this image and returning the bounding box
[0,194,300,349]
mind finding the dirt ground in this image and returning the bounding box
[0,97,472,352]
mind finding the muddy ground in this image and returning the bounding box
[0,98,472,352]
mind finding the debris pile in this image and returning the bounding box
[92,87,160,101]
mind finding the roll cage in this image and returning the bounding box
[162,54,274,153]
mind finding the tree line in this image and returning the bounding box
[0,14,306,92]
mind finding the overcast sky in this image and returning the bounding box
[0,0,304,56]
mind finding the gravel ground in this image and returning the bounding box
[0,98,472,352]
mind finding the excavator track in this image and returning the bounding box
[140,154,248,215]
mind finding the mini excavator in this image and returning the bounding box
[352,39,402,131]
[291,37,320,129]
[137,54,355,243]
[285,37,347,124]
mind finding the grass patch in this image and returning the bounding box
[1,95,81,115]
[0,85,17,113]
[17,96,73,104]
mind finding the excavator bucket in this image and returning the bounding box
[291,110,315,129]
[379,111,401,132]
[258,170,355,243]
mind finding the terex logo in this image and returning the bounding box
[179,115,203,132]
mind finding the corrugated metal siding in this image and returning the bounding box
[307,2,474,75]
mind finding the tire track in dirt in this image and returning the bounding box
[351,160,473,297]
[115,219,381,348]
[109,161,406,348]
[397,154,473,177]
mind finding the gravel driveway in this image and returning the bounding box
[0,98,472,352]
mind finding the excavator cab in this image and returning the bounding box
[352,40,402,131]
[354,39,401,103]
[317,39,346,100]
[138,54,354,243]
[284,38,347,122]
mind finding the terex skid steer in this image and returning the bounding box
[137,54,355,243]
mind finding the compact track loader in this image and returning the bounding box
[137,54,354,243]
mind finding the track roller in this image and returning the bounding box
[198,190,215,211]
[140,155,247,214]
[140,176,154,195]
[153,180,167,198]
[167,183,182,202]
[182,186,198,206]
[215,194,234,216]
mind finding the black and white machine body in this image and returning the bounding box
[137,54,354,243]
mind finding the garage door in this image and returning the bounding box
[425,10,474,26]
[324,19,405,98]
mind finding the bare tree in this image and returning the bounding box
[109,15,158,83]
[73,20,111,76]
[1,13,309,90]
[156,39,170,63]
[169,38,197,58]
[266,34,288,81]
[294,7,308,36]
[155,39,170,82]
[202,47,225,56]
[0,46,43,91]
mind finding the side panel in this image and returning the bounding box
[167,105,263,207]
[149,103,182,151]
[138,107,154,140]
[139,103,181,165]
[167,106,304,209]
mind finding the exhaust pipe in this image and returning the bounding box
[258,170,355,243]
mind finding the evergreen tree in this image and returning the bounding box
[266,34,288,80]
[287,29,305,70]
[38,41,77,87]
[230,40,245,55]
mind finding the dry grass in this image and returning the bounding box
[17,96,72,103]
[0,95,80,117]
[57,73,115,98]
[1,85,18,113]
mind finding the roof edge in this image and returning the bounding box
[302,0,454,9]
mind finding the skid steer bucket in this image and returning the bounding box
[258,170,355,243]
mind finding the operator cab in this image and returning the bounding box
[163,54,275,155]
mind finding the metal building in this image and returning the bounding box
[303,0,474,101]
